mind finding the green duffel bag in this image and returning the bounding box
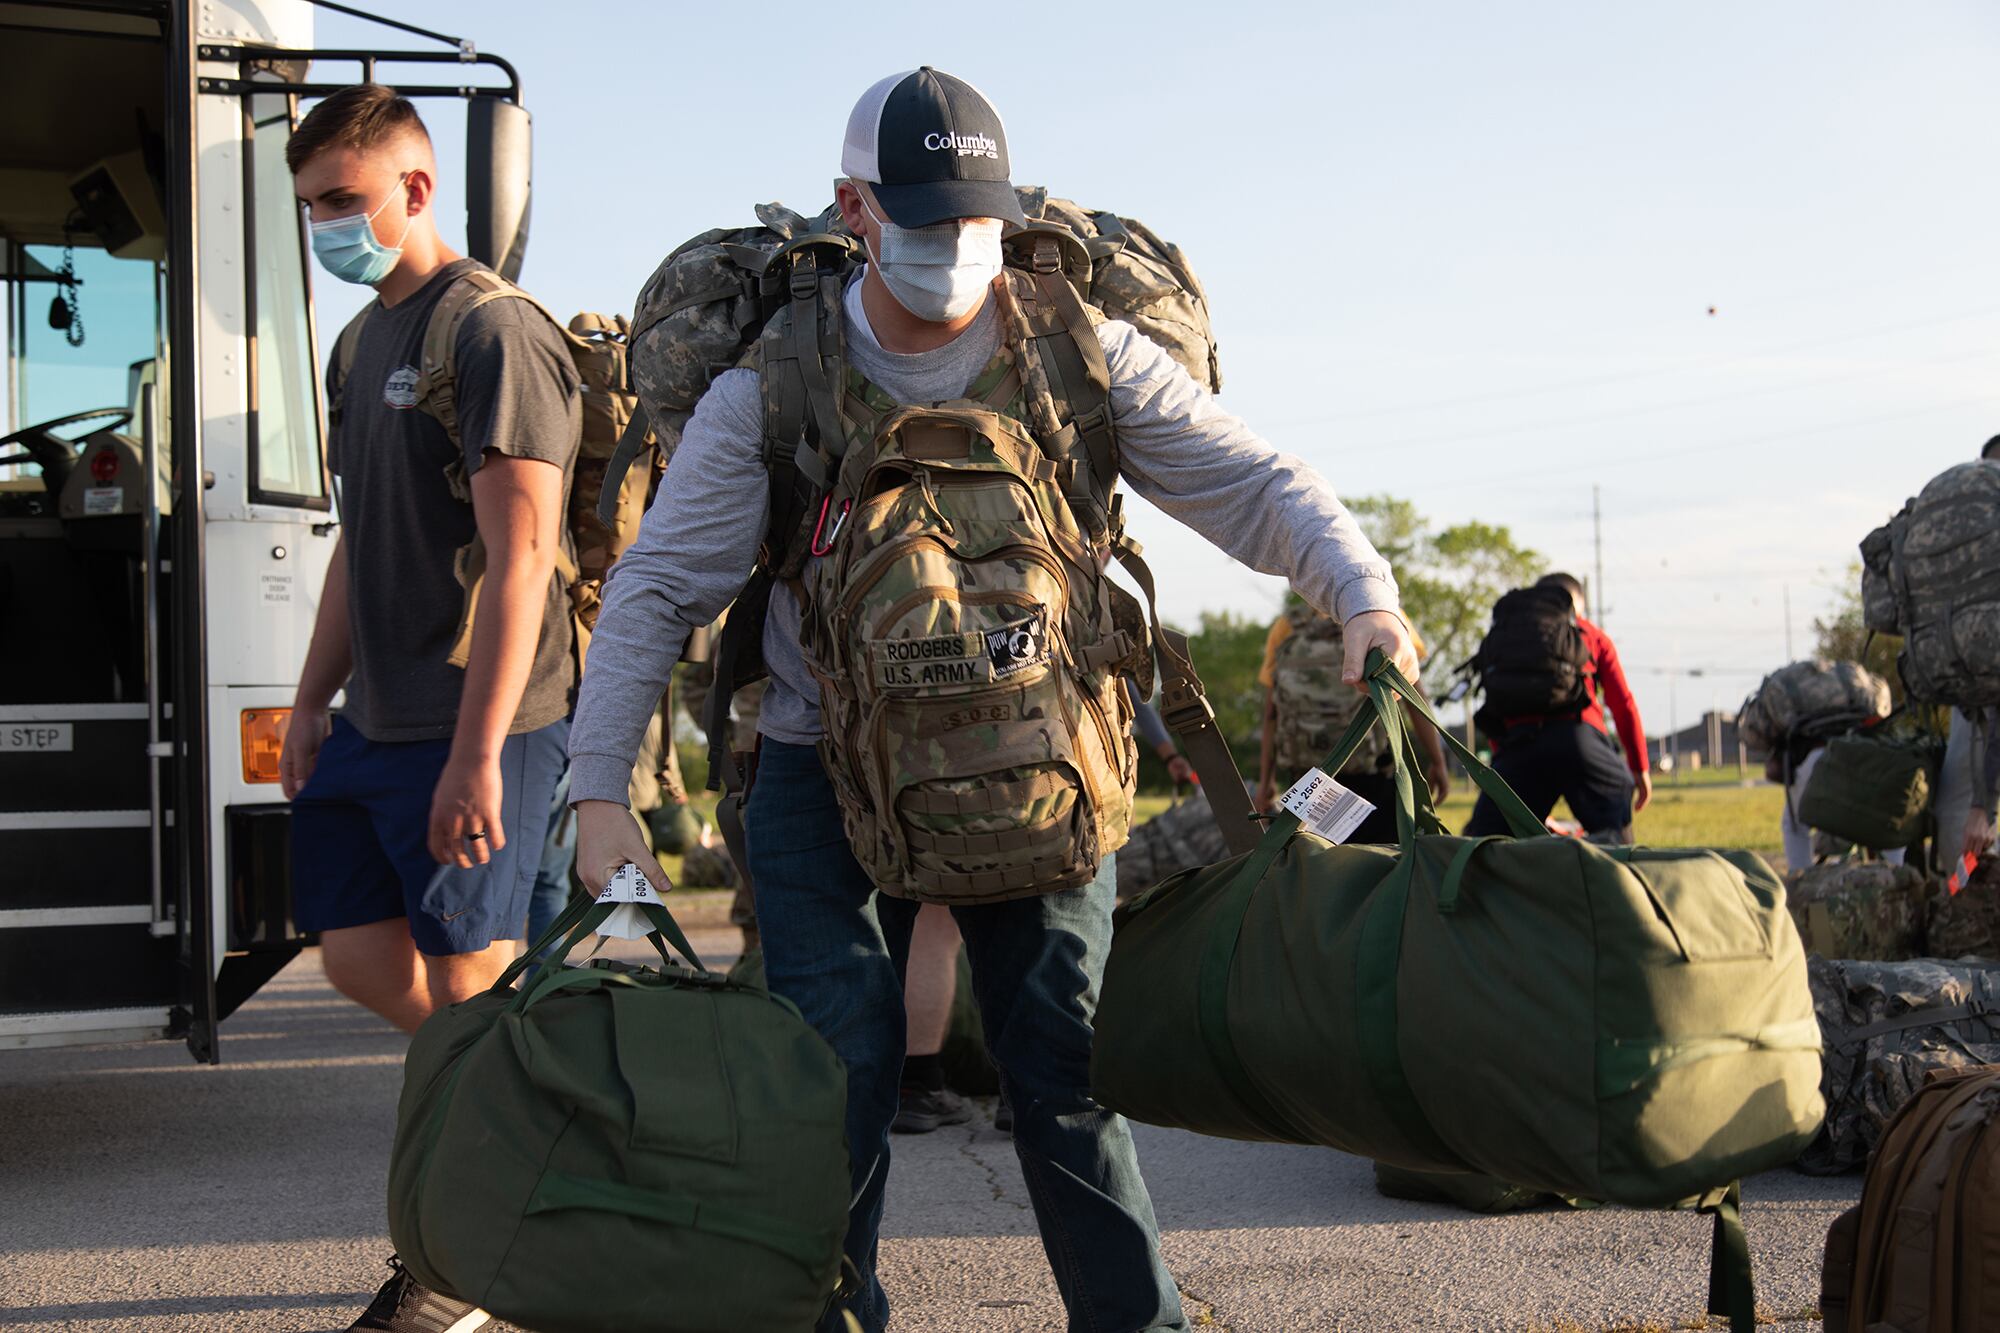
[1797,728,1938,851]
[1092,654,1824,1327]
[389,892,851,1333]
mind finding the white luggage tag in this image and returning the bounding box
[595,862,665,939]
[1278,767,1376,845]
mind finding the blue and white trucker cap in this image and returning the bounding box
[842,67,1027,228]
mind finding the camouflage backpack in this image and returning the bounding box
[329,268,655,666]
[1787,859,1927,961]
[612,192,1260,892]
[1270,603,1386,779]
[1860,460,2000,707]
[1737,659,1892,754]
[1801,955,2000,1174]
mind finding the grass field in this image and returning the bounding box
[1133,767,1787,859]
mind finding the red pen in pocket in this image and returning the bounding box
[1947,852,1979,897]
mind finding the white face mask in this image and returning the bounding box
[861,195,1003,323]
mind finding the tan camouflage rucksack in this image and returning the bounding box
[614,192,1257,897]
[1737,659,1892,753]
[329,269,655,667]
[1787,859,1927,960]
[1860,460,2000,707]
[1270,603,1386,779]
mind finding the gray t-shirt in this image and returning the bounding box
[329,259,581,742]
[568,274,1401,806]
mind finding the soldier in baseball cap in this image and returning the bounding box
[571,64,1419,1333]
[841,67,1029,228]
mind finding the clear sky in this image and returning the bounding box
[311,0,2000,739]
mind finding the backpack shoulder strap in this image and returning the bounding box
[1000,251,1118,544]
[756,237,858,576]
[416,267,568,444]
[325,301,379,432]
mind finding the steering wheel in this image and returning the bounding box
[0,407,135,497]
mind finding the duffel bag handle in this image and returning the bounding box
[1355,653,1546,845]
[494,888,707,998]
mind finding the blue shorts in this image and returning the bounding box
[290,715,570,955]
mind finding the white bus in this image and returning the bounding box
[0,0,531,1058]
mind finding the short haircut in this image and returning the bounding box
[1983,434,2000,461]
[1537,571,1586,602]
[286,84,430,174]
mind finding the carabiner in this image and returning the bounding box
[810,494,852,557]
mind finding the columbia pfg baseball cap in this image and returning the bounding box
[842,68,1027,228]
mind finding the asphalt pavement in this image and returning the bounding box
[0,939,1857,1332]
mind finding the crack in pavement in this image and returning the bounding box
[956,1120,1032,1212]
[1178,1283,1234,1331]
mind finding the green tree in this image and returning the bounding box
[1150,496,1544,791]
[1813,562,1904,704]
[1180,609,1274,773]
[1348,496,1545,689]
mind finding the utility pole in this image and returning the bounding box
[1783,584,1793,660]
[1592,484,1605,625]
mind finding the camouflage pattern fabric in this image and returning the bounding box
[1800,955,2000,1174]
[678,838,740,890]
[1114,790,1233,900]
[1861,460,2000,707]
[1926,855,2000,961]
[1015,189,1222,392]
[1788,860,1927,960]
[804,331,1140,905]
[1738,659,1893,753]
[1271,604,1387,781]
[628,193,1223,460]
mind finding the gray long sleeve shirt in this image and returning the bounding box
[568,277,1401,806]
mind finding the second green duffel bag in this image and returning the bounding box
[1797,727,1938,851]
[389,891,851,1333]
[1093,654,1824,1326]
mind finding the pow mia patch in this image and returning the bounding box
[870,609,1051,690]
[382,365,421,410]
[985,610,1049,679]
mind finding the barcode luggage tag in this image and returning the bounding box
[596,862,664,939]
[1278,768,1376,844]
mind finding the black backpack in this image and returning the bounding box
[1472,586,1591,719]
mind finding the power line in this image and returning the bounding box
[1337,347,1998,455]
[1421,392,2000,493]
[1269,304,2000,430]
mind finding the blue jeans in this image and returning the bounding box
[745,740,1185,1333]
[526,767,576,958]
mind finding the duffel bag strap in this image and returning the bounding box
[1699,1181,1755,1327]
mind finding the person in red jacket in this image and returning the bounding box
[1464,572,1653,843]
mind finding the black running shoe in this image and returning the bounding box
[892,1085,973,1134]
[348,1256,490,1333]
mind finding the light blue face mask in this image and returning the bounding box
[308,174,411,286]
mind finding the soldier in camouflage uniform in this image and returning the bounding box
[1802,955,2000,1173]
[566,70,1417,1332]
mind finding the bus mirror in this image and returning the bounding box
[466,98,532,282]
